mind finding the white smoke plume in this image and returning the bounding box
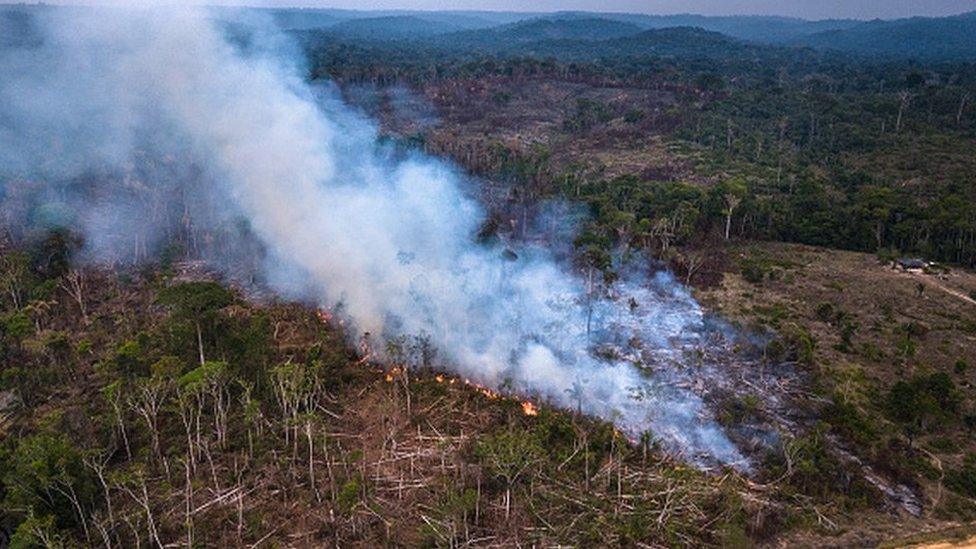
[0,7,747,467]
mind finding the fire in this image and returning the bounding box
[385,367,402,383]
[387,369,539,416]
[465,379,501,400]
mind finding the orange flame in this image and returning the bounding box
[390,369,539,416]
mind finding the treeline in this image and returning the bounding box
[297,30,976,267]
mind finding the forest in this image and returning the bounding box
[1,4,976,548]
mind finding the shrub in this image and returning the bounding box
[741,261,766,284]
[814,302,836,323]
[886,373,961,443]
[946,454,976,498]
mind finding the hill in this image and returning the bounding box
[327,15,464,40]
[796,11,976,59]
[549,11,861,43]
[428,17,645,51]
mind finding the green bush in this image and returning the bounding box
[886,373,961,442]
[946,454,976,498]
[741,262,766,284]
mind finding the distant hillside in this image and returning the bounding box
[507,26,762,61]
[280,9,976,61]
[550,12,860,43]
[328,15,463,40]
[264,7,519,32]
[795,11,976,59]
[414,24,792,64]
[430,17,645,50]
[598,26,758,58]
[266,8,348,30]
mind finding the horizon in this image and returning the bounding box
[2,1,975,21]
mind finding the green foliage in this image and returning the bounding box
[823,399,878,446]
[336,476,362,513]
[766,324,816,366]
[946,453,976,498]
[2,432,97,535]
[564,98,612,133]
[475,429,543,489]
[2,311,33,344]
[771,428,876,506]
[8,512,66,549]
[741,261,765,284]
[178,361,228,391]
[112,338,149,378]
[157,282,234,319]
[886,373,961,442]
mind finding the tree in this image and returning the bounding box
[157,282,233,365]
[3,432,98,544]
[896,91,913,133]
[677,250,707,285]
[59,269,89,325]
[0,251,32,310]
[129,358,181,460]
[475,429,542,519]
[886,373,960,446]
[718,179,748,241]
[958,91,971,126]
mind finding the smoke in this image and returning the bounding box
[0,6,747,467]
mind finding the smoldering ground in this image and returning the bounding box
[0,6,758,467]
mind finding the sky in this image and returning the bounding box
[4,0,976,20]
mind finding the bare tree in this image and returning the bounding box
[896,91,914,133]
[678,250,707,285]
[651,216,677,253]
[722,181,747,241]
[958,91,971,126]
[120,471,163,549]
[0,252,30,310]
[103,381,132,460]
[129,376,171,461]
[60,269,89,324]
[84,451,116,532]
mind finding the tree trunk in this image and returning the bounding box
[195,321,205,365]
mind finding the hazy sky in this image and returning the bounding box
[5,0,976,20]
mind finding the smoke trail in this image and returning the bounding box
[0,7,746,466]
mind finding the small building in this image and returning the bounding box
[896,258,927,272]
